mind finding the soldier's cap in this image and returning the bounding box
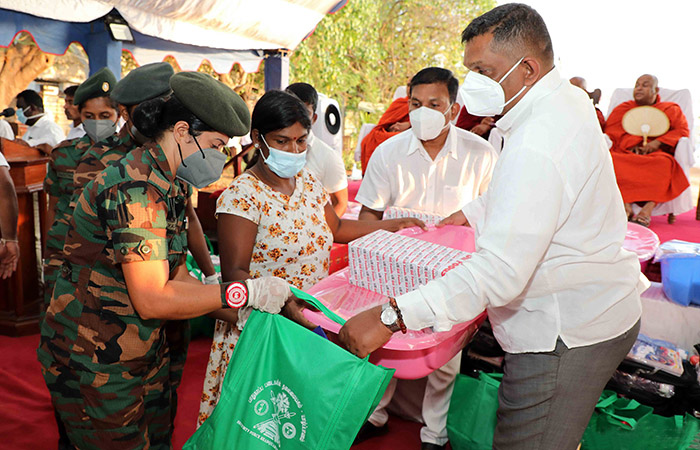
[111,62,174,106]
[169,71,250,138]
[73,67,117,106]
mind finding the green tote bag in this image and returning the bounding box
[446,372,503,450]
[184,288,395,450]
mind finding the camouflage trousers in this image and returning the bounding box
[42,261,61,316]
[41,353,174,450]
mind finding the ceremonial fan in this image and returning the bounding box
[622,105,670,146]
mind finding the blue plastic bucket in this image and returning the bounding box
[660,254,700,306]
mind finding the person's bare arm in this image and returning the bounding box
[185,200,216,277]
[0,166,19,278]
[217,212,315,328]
[330,188,348,217]
[217,213,257,283]
[324,203,425,244]
[358,205,384,221]
[122,259,230,320]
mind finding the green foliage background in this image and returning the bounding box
[291,0,495,133]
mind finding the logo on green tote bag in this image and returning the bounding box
[236,379,308,449]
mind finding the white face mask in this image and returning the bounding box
[459,57,527,116]
[409,104,452,141]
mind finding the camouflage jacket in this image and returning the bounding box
[72,126,136,204]
[39,142,189,372]
[43,135,93,262]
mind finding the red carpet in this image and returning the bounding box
[0,333,424,449]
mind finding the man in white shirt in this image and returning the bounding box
[15,90,65,154]
[63,85,85,140]
[0,151,19,279]
[285,82,349,216]
[340,4,642,450]
[355,67,498,450]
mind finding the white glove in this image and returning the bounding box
[236,306,252,331]
[203,273,222,285]
[244,276,291,314]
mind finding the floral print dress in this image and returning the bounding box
[197,168,333,426]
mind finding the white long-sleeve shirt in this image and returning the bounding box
[397,68,643,354]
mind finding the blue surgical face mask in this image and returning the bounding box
[15,107,28,124]
[259,135,307,179]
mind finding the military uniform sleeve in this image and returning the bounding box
[108,181,171,263]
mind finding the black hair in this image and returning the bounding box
[132,95,214,139]
[16,90,43,111]
[285,82,318,112]
[251,90,312,137]
[77,96,119,112]
[461,3,554,65]
[63,85,79,97]
[409,67,459,103]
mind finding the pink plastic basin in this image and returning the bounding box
[305,225,484,379]
[623,223,660,272]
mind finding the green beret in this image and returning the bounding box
[73,67,117,105]
[111,62,174,106]
[169,72,250,138]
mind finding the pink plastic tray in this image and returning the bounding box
[305,226,484,379]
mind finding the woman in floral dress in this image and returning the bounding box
[198,91,422,425]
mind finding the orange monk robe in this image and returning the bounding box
[360,96,409,174]
[605,97,690,204]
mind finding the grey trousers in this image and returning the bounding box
[493,320,640,450]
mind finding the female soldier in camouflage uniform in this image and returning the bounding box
[38,72,306,449]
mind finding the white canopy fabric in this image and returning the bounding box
[0,0,341,50]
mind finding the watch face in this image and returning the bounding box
[381,306,398,325]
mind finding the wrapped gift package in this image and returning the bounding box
[305,225,484,379]
[383,205,445,226]
[348,229,470,297]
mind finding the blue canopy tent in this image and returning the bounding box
[0,0,347,86]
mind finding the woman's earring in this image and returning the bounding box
[254,143,260,149]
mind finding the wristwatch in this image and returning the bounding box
[380,303,400,332]
[380,298,407,334]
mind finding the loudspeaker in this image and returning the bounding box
[312,93,343,153]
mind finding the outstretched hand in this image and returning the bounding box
[437,210,470,228]
[385,217,427,232]
[281,294,317,330]
[338,305,393,358]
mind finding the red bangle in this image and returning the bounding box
[389,297,407,334]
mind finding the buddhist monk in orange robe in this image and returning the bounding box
[605,74,690,226]
[360,96,410,174]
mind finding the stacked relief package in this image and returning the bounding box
[349,229,470,297]
[384,206,445,226]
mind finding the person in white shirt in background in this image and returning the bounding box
[354,66,498,450]
[0,151,19,279]
[340,4,643,450]
[0,118,13,140]
[62,85,85,140]
[285,82,349,217]
[14,89,65,154]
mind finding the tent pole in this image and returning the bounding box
[263,50,289,91]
